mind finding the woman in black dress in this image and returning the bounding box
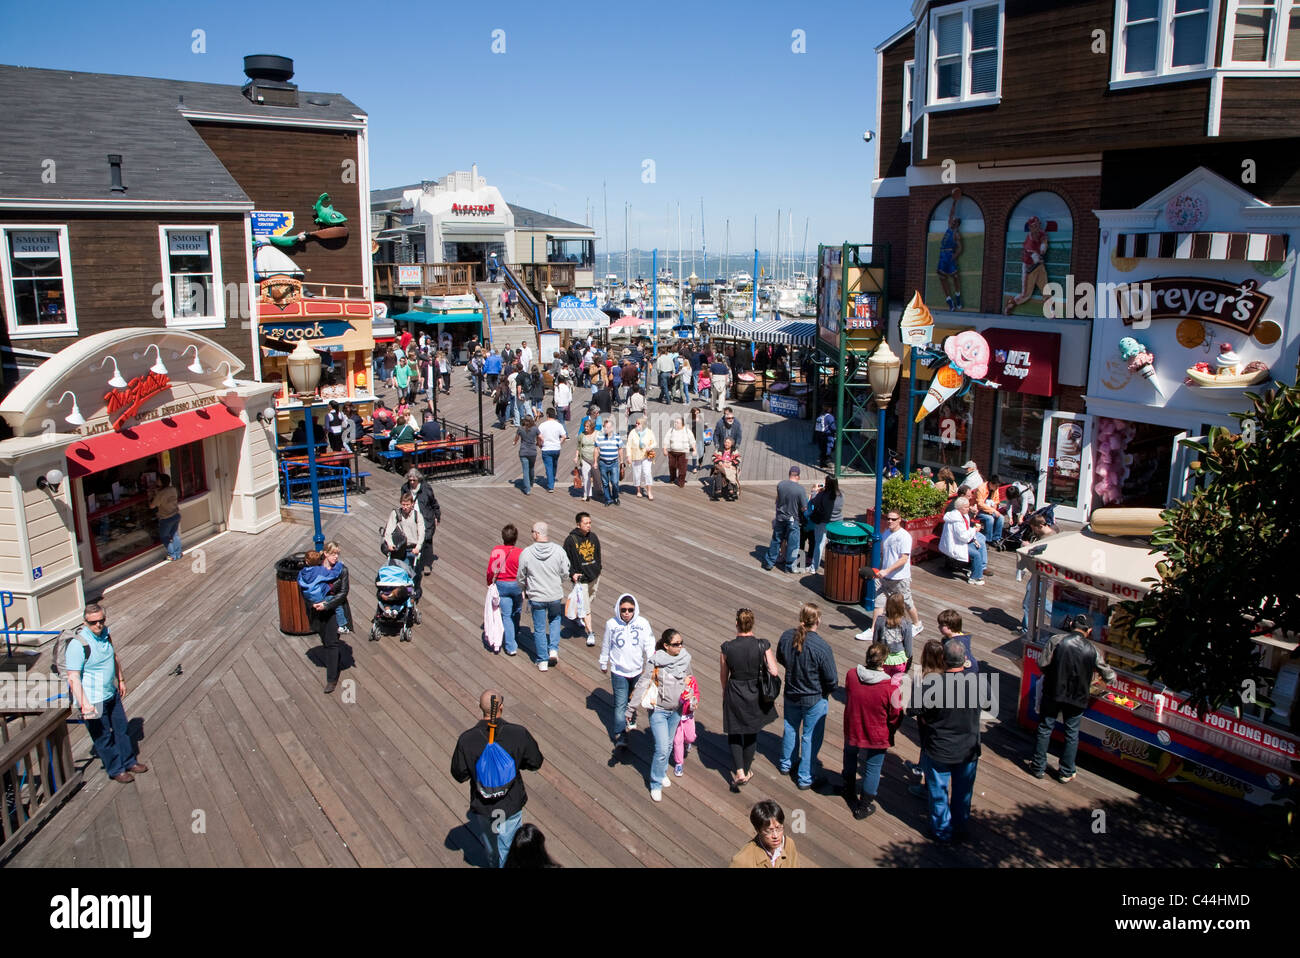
[720,608,779,791]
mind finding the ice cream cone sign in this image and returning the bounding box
[900,292,936,346]
[1118,336,1164,400]
[914,330,998,422]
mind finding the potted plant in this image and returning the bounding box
[865,477,951,529]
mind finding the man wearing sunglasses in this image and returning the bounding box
[65,603,148,783]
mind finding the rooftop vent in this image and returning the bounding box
[241,54,298,107]
[107,154,126,193]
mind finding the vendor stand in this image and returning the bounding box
[1017,518,1298,812]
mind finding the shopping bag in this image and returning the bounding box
[702,427,714,445]
[483,583,504,651]
[563,582,588,620]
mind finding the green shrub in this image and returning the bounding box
[880,477,949,520]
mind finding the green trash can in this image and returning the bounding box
[823,521,874,603]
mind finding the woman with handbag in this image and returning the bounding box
[630,628,694,803]
[598,593,652,749]
[720,608,779,791]
[688,406,707,472]
[776,603,838,790]
[574,417,602,501]
[626,414,658,500]
[486,524,523,656]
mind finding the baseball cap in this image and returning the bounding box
[961,460,978,471]
[790,466,801,476]
[943,639,969,669]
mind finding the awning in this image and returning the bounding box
[712,318,817,345]
[390,311,484,326]
[1116,231,1288,262]
[980,328,1060,397]
[610,316,648,329]
[550,306,611,330]
[65,403,245,478]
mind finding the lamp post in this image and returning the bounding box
[864,342,901,609]
[286,338,325,551]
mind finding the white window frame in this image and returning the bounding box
[0,225,79,339]
[902,59,916,140]
[1222,0,1300,67]
[157,225,226,329]
[926,0,1004,111]
[1111,0,1219,85]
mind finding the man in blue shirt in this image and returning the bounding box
[65,603,147,783]
[594,420,626,506]
[483,349,503,390]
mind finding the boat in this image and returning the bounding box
[730,271,753,290]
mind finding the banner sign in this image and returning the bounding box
[262,320,356,344]
[768,394,803,417]
[397,265,422,286]
[1116,276,1273,334]
[251,211,295,238]
[847,293,879,329]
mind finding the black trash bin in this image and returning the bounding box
[276,554,314,635]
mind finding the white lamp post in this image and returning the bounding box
[285,339,325,550]
[865,342,901,608]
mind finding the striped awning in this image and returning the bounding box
[1116,231,1288,262]
[712,318,817,345]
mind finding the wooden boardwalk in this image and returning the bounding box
[4,372,1266,868]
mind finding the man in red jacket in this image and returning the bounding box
[841,641,901,819]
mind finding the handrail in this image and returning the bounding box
[499,264,544,334]
[373,262,477,297]
[1,707,82,862]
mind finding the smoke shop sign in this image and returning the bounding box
[1117,277,1272,334]
[262,320,356,344]
[450,203,496,216]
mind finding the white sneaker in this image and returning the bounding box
[661,776,672,788]
[969,578,985,586]
[854,629,874,641]
[650,788,663,802]
[586,633,596,646]
[537,661,549,672]
[914,623,925,636]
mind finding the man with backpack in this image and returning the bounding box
[813,405,836,468]
[450,690,544,868]
[63,603,148,783]
[1028,614,1115,783]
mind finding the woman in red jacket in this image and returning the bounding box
[841,641,901,820]
[486,524,524,656]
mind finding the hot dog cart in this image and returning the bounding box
[1017,527,1298,812]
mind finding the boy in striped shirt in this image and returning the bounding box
[595,420,626,506]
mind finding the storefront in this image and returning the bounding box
[1088,167,1300,514]
[391,295,485,361]
[0,329,282,636]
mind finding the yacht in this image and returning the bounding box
[730,271,753,290]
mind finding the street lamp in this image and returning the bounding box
[285,338,326,551]
[864,341,901,609]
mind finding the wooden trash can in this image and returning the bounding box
[822,521,873,604]
[276,553,315,635]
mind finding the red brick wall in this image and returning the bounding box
[872,195,910,300]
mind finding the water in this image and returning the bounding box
[596,250,816,285]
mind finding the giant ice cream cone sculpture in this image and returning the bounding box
[915,363,965,422]
[1118,336,1164,400]
[899,292,936,346]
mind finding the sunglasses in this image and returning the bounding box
[620,607,635,614]
[85,617,106,625]
[666,641,683,648]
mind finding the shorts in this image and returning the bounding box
[936,254,958,276]
[874,576,915,612]
[585,576,599,601]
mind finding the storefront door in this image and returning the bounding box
[1038,412,1091,523]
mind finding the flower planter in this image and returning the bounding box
[862,507,946,561]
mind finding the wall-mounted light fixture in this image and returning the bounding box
[99,356,127,389]
[143,343,168,376]
[36,468,65,494]
[216,360,238,389]
[255,407,276,425]
[181,344,204,375]
[56,390,85,426]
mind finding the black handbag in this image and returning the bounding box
[756,641,781,711]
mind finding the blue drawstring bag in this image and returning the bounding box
[475,697,517,801]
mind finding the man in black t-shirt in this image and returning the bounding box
[450,690,544,868]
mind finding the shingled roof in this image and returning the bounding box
[0,64,367,206]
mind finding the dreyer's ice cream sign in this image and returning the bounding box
[1116,277,1272,334]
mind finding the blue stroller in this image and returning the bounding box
[371,558,416,642]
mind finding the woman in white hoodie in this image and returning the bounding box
[630,628,695,803]
[599,593,653,748]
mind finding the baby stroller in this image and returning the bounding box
[371,558,416,642]
[1001,503,1057,551]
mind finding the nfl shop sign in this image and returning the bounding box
[980,328,1060,397]
[451,203,496,216]
[847,294,879,329]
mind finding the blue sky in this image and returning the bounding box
[0,0,915,253]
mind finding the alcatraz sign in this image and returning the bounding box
[450,203,496,216]
[1117,277,1273,334]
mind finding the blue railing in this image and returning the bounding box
[280,463,351,512]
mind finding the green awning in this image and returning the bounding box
[390,311,484,326]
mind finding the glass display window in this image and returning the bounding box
[917,388,974,470]
[994,391,1055,484]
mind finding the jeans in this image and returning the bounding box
[496,581,523,654]
[159,513,182,560]
[86,693,136,777]
[778,696,829,787]
[649,707,683,788]
[471,808,522,869]
[519,455,536,494]
[529,598,563,663]
[921,753,978,841]
[658,372,673,402]
[1032,704,1084,777]
[843,746,887,800]
[610,672,639,740]
[967,531,988,581]
[810,522,829,571]
[541,449,561,491]
[599,460,620,503]
[978,512,1004,543]
[766,517,800,568]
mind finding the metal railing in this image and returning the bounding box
[499,264,544,334]
[2,707,82,862]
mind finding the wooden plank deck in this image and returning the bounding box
[3,374,1267,868]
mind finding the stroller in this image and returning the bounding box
[371,558,417,642]
[1001,503,1057,551]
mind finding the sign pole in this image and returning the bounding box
[303,403,325,551]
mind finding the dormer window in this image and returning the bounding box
[1113,0,1213,82]
[927,0,1003,109]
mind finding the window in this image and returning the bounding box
[1114,0,1213,80]
[158,226,225,328]
[1,225,77,337]
[1224,0,1300,66]
[902,60,915,139]
[927,1,1003,107]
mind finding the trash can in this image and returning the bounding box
[823,521,874,604]
[276,553,315,635]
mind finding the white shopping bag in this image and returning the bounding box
[565,582,589,620]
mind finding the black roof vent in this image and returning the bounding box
[107,154,126,193]
[244,55,294,83]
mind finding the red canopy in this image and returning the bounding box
[65,402,245,477]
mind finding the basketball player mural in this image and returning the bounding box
[936,188,964,311]
[1005,216,1051,315]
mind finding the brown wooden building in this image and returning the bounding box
[873,0,1300,521]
